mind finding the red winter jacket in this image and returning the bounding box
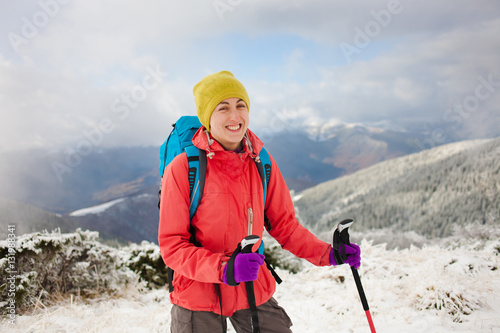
[158,127,331,316]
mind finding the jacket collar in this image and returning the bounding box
[192,126,264,160]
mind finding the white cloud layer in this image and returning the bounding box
[0,0,499,152]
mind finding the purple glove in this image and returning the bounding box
[223,253,265,285]
[329,243,361,269]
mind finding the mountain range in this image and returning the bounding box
[0,122,427,215]
[295,137,500,238]
[3,123,497,244]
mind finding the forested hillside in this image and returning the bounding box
[295,137,500,237]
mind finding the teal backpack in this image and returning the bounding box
[158,116,279,291]
[158,115,272,216]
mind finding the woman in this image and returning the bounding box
[159,71,361,332]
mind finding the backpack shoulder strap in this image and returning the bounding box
[255,147,271,204]
[254,147,273,231]
[184,145,206,219]
[193,148,206,218]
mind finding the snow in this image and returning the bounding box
[68,193,153,216]
[3,236,499,332]
[304,119,387,141]
[69,198,125,216]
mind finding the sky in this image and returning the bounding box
[1,0,500,153]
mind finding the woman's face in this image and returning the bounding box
[209,97,249,151]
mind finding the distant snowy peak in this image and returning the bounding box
[304,119,385,141]
[304,118,344,140]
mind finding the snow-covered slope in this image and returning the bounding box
[295,137,500,238]
[4,227,499,332]
[66,191,159,243]
[69,198,126,217]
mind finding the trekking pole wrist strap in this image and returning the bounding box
[225,243,242,286]
[332,247,345,265]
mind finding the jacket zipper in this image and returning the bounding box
[248,207,253,236]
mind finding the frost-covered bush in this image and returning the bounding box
[405,245,493,323]
[412,273,485,322]
[0,229,138,314]
[263,236,304,274]
[123,241,169,289]
[358,233,498,324]
[449,221,500,243]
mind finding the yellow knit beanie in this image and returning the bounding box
[193,71,250,131]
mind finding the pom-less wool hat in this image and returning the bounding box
[193,71,250,131]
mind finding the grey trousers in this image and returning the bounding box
[170,297,293,333]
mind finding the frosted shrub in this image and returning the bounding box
[123,241,169,289]
[413,280,484,322]
[263,236,304,274]
[409,248,491,323]
[451,221,500,241]
[0,229,138,314]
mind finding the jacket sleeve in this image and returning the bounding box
[264,153,332,266]
[158,153,227,283]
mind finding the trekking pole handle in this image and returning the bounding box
[338,219,353,245]
[241,235,260,254]
[333,219,354,262]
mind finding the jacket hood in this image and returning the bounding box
[192,126,264,160]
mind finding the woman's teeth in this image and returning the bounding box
[227,125,240,131]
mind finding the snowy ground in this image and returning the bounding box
[2,238,500,333]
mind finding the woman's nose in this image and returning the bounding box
[228,108,239,121]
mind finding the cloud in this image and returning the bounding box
[0,0,499,153]
[251,14,500,126]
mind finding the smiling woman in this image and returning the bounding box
[210,97,249,151]
[158,70,361,333]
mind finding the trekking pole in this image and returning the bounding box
[241,235,261,333]
[334,219,377,333]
